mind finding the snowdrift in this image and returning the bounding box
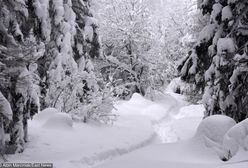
[8,93,177,168]
[96,115,248,168]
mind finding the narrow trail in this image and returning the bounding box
[89,92,190,168]
[153,92,189,143]
[8,91,195,168]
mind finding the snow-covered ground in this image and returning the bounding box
[93,91,248,168]
[7,91,180,168]
[94,138,248,168]
[94,104,248,168]
[6,87,248,168]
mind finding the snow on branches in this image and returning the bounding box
[178,0,248,121]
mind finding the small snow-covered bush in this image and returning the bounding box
[71,90,117,124]
[168,78,195,95]
[221,118,248,161]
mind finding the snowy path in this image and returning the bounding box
[153,92,204,143]
[93,93,248,168]
[153,92,189,143]
[7,92,181,168]
[8,90,247,168]
[68,92,186,167]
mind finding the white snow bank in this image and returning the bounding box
[175,104,204,119]
[222,118,248,161]
[33,108,59,124]
[169,104,205,141]
[95,138,229,168]
[96,115,248,168]
[115,93,174,122]
[42,113,73,130]
[153,90,203,143]
[95,136,248,168]
[195,115,236,146]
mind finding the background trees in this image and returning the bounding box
[95,0,199,99]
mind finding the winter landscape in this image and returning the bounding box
[0,0,248,168]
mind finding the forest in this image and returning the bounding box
[0,0,247,168]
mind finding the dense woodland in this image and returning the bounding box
[0,0,247,159]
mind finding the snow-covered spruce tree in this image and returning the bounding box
[179,0,248,121]
[0,0,111,154]
[34,0,113,123]
[0,0,44,153]
[0,92,12,157]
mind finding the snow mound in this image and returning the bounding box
[33,108,59,123]
[42,113,73,130]
[129,93,149,105]
[116,93,174,122]
[222,118,248,161]
[195,115,236,147]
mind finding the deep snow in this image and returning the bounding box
[6,92,180,168]
[94,113,248,168]
[5,87,248,168]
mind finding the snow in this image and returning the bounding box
[217,38,236,55]
[33,108,59,124]
[84,17,98,42]
[42,113,73,130]
[211,3,223,23]
[0,92,12,121]
[222,118,248,160]
[195,115,236,145]
[33,0,51,40]
[6,86,248,168]
[189,52,198,74]
[222,6,233,21]
[7,92,178,167]
[198,24,216,43]
[154,102,204,143]
[13,0,29,18]
[54,1,65,26]
[96,114,247,168]
[228,0,238,5]
[167,77,195,95]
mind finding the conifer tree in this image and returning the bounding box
[179,0,248,121]
[0,0,105,153]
